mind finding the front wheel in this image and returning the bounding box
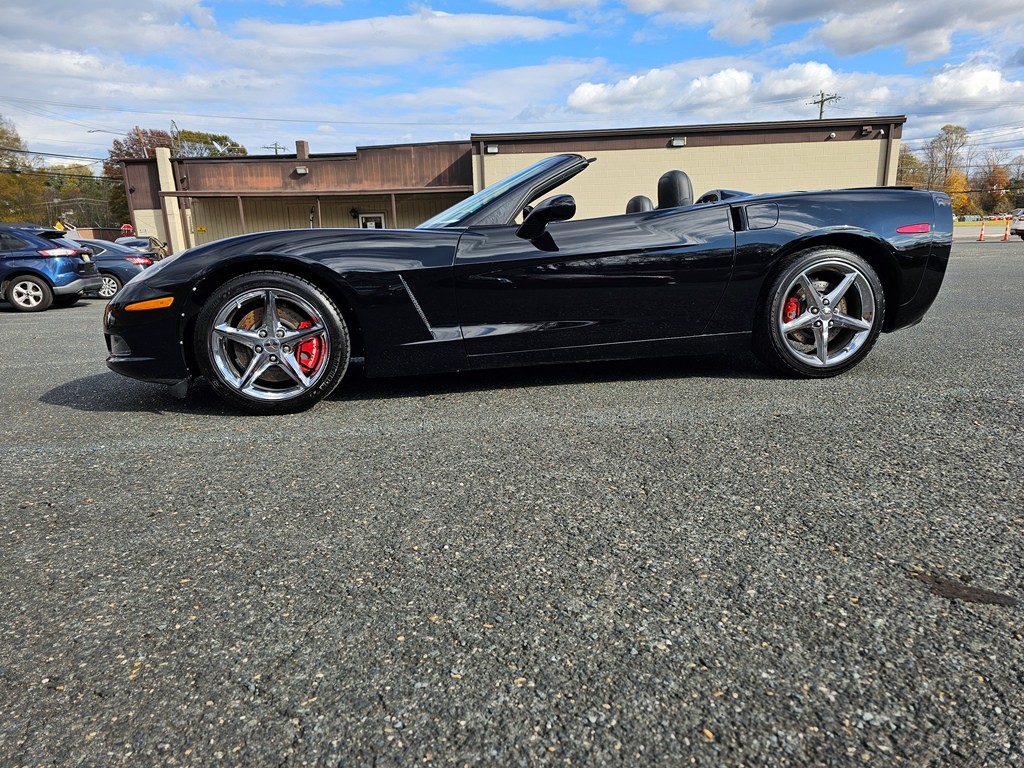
[194,272,351,414]
[753,247,885,378]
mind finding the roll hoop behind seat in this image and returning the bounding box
[657,170,693,209]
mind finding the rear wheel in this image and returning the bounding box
[5,275,53,312]
[98,273,123,299]
[754,247,884,377]
[194,271,350,414]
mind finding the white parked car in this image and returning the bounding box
[1011,209,1024,240]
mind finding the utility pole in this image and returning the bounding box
[135,125,148,157]
[809,91,842,119]
[262,142,285,156]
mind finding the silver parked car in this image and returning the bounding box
[1010,209,1024,240]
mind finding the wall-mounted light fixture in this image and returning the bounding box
[350,207,359,220]
[485,145,499,154]
[669,137,687,148]
[828,132,836,140]
[861,126,873,136]
[294,166,309,175]
[879,129,886,137]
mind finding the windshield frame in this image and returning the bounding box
[417,154,590,230]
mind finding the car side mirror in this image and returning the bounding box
[516,194,576,241]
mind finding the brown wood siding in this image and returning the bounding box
[175,142,472,194]
[122,160,161,209]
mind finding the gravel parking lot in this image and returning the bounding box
[1,241,1022,766]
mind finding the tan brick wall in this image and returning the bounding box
[480,140,898,220]
[130,209,167,243]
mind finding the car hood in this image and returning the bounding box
[137,227,464,289]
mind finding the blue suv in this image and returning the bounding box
[0,223,103,312]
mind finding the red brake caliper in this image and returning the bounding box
[782,296,800,324]
[296,320,323,374]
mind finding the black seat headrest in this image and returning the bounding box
[657,170,693,209]
[626,195,653,214]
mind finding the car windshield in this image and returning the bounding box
[417,155,570,229]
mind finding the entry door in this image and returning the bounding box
[453,205,735,359]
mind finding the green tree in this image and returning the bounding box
[101,127,173,178]
[926,125,970,188]
[46,164,108,199]
[944,170,974,217]
[40,164,115,227]
[1008,154,1024,181]
[1006,178,1024,210]
[174,129,247,157]
[973,164,1010,215]
[896,145,927,187]
[0,115,46,222]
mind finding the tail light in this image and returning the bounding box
[37,247,79,256]
[125,256,154,267]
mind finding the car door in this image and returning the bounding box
[0,233,25,279]
[453,204,735,361]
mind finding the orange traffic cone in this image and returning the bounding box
[1003,220,1010,241]
[978,220,986,241]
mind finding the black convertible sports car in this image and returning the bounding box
[103,153,952,414]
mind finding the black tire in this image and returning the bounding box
[97,273,123,299]
[5,275,53,312]
[753,247,885,378]
[194,271,350,414]
[51,294,81,307]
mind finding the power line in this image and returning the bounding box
[1,145,106,162]
[0,94,592,128]
[0,167,120,181]
[808,91,842,119]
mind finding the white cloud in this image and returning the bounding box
[219,8,576,69]
[760,62,835,97]
[558,53,1024,159]
[926,61,1024,104]
[485,0,599,8]
[624,0,1023,61]
[382,60,602,110]
[568,68,678,112]
[684,68,754,108]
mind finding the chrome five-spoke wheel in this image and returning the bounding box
[755,248,884,378]
[195,272,350,413]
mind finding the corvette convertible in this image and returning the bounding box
[103,153,952,414]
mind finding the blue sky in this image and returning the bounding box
[2,0,1024,168]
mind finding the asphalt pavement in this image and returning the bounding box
[1,241,1022,767]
